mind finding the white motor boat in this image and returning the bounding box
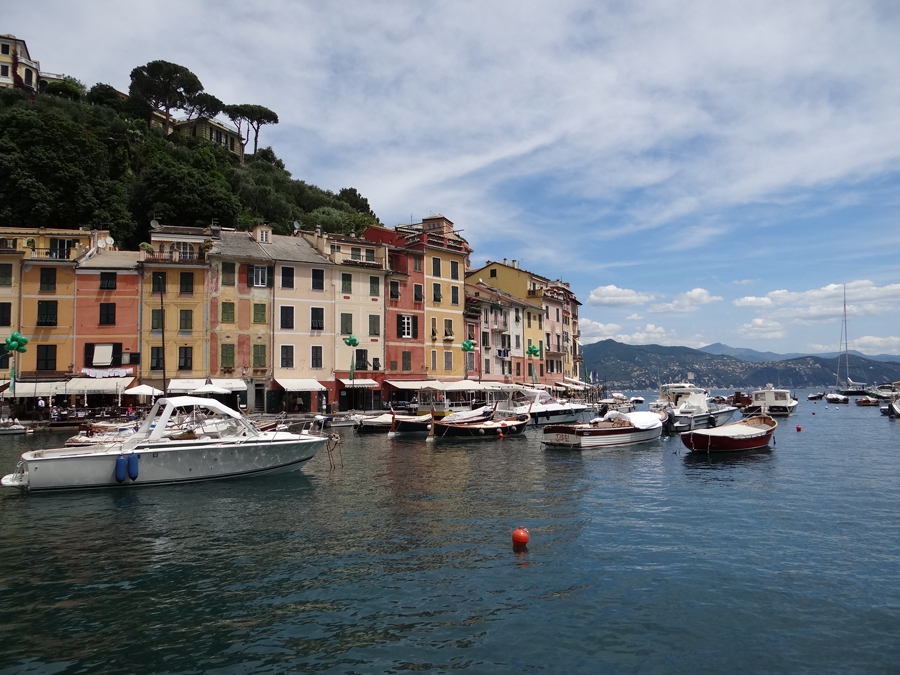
[498,387,588,426]
[741,384,799,416]
[1,396,327,492]
[824,393,849,404]
[542,410,666,449]
[650,383,737,432]
[0,418,33,435]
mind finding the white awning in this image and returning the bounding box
[275,378,326,392]
[564,376,585,385]
[563,383,585,390]
[339,378,379,388]
[92,344,114,367]
[10,381,69,397]
[440,380,502,391]
[211,378,247,392]
[167,378,206,393]
[64,377,135,394]
[385,379,445,390]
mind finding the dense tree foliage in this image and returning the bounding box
[0,65,380,246]
[128,60,202,133]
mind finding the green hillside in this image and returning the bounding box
[582,339,900,389]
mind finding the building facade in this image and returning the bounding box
[0,34,40,92]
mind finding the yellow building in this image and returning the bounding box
[466,259,557,383]
[172,118,244,159]
[394,215,471,381]
[0,35,40,92]
[138,224,212,394]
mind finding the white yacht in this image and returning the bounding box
[650,382,737,432]
[741,384,799,416]
[1,397,327,492]
[498,387,588,426]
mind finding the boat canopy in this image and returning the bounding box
[135,396,255,442]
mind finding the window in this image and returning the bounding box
[490,268,497,278]
[450,260,459,280]
[310,307,324,330]
[37,301,57,326]
[432,257,441,278]
[151,309,164,330]
[99,303,116,325]
[545,305,549,319]
[369,314,380,336]
[451,286,459,305]
[433,283,442,303]
[539,339,544,358]
[431,350,437,371]
[516,362,521,377]
[281,266,294,289]
[365,249,375,262]
[556,307,560,321]
[259,229,269,243]
[370,276,380,296]
[340,313,352,335]
[253,344,266,368]
[341,273,352,293]
[414,284,424,302]
[150,346,164,370]
[0,264,11,286]
[253,265,268,287]
[482,331,489,349]
[390,280,400,299]
[221,302,234,323]
[311,269,324,290]
[0,66,6,78]
[444,351,453,371]
[444,318,454,338]
[402,351,412,371]
[527,312,532,328]
[355,349,368,370]
[373,358,380,371]
[221,262,235,286]
[178,347,193,370]
[515,334,520,349]
[350,247,361,261]
[311,345,323,369]
[399,314,416,339]
[40,268,56,292]
[180,272,194,293]
[330,244,341,254]
[152,272,166,294]
[540,363,544,376]
[0,44,8,55]
[280,305,294,330]
[431,317,438,339]
[36,345,57,371]
[100,272,117,290]
[253,304,266,324]
[281,345,294,368]
[538,314,543,330]
[0,303,9,327]
[179,309,192,330]
[413,257,422,272]
[221,344,235,368]
[390,360,397,372]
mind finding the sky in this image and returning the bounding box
[7,1,900,355]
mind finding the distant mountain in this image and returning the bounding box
[583,339,900,389]
[699,343,900,364]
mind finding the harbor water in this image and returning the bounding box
[2,392,900,673]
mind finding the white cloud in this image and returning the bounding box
[738,318,785,339]
[735,280,900,322]
[587,285,655,306]
[626,313,643,320]
[648,288,723,313]
[850,335,900,353]
[732,279,755,285]
[733,296,774,307]
[578,318,623,344]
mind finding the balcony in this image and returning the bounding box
[141,250,207,264]
[29,248,76,260]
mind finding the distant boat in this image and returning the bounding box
[807,392,825,401]
[741,384,798,416]
[825,393,849,404]
[834,285,867,395]
[680,415,778,453]
[855,396,880,407]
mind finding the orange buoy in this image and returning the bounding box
[796,425,802,432]
[512,526,529,547]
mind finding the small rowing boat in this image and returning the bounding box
[680,414,777,453]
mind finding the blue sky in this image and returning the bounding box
[8,0,900,354]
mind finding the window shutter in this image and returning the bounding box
[412,315,418,339]
[245,264,252,287]
[397,314,403,338]
[84,343,94,368]
[112,343,123,367]
[267,266,274,287]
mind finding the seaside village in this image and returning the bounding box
[0,33,588,423]
[0,216,585,419]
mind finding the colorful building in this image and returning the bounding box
[0,34,40,92]
[172,118,244,159]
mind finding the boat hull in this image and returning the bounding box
[543,424,662,448]
[431,416,530,438]
[680,415,776,453]
[3,435,325,492]
[741,403,797,416]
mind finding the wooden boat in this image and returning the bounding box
[680,414,777,453]
[356,412,433,433]
[542,410,666,449]
[430,413,530,439]
[855,396,881,407]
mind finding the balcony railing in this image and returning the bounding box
[29,248,76,260]
[141,250,207,264]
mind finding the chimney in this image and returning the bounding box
[512,260,518,269]
[316,224,322,236]
[503,258,508,265]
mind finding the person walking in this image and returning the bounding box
[37,397,46,421]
